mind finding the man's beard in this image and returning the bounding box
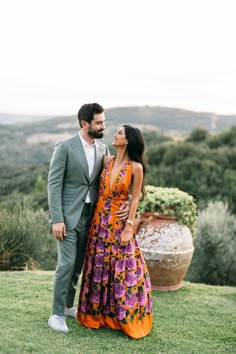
[88,127,104,139]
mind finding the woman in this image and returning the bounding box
[77,125,152,339]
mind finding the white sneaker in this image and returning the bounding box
[64,306,77,319]
[48,314,69,333]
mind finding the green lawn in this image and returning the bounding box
[0,271,235,354]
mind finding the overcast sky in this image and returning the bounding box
[0,0,236,116]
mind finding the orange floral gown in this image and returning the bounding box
[77,158,153,339]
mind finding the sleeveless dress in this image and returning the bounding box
[77,158,153,339]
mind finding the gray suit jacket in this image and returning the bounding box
[47,133,109,230]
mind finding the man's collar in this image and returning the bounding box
[78,132,95,147]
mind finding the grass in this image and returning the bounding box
[0,271,235,354]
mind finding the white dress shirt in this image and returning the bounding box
[78,132,95,203]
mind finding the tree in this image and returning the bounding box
[187,126,209,143]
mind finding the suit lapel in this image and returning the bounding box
[71,134,89,181]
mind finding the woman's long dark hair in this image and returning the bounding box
[123,125,146,196]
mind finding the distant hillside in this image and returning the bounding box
[106,106,236,133]
[1,106,236,133]
[1,106,236,167]
[0,112,52,125]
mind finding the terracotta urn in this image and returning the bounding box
[135,212,194,291]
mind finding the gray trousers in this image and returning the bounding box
[52,203,91,316]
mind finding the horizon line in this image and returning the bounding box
[1,104,236,118]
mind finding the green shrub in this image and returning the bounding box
[186,201,236,285]
[0,197,56,270]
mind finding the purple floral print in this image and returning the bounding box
[114,229,121,239]
[81,300,88,313]
[93,268,102,282]
[101,266,108,281]
[102,288,108,305]
[98,226,108,238]
[102,214,112,225]
[96,239,105,252]
[94,254,104,267]
[115,259,125,272]
[90,289,100,303]
[145,276,152,292]
[126,293,137,308]
[104,198,111,209]
[114,283,126,299]
[146,297,152,312]
[126,242,134,254]
[125,272,137,287]
[116,304,126,320]
[137,267,143,281]
[138,291,147,306]
[126,257,136,270]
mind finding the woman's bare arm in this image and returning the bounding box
[119,161,143,246]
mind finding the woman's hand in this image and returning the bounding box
[119,225,133,247]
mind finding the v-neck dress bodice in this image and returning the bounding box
[99,157,132,207]
[77,157,153,339]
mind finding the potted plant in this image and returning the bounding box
[136,185,197,236]
[135,186,197,291]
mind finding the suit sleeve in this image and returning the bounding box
[47,141,67,224]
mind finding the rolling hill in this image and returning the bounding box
[1,106,236,167]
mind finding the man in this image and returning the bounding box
[47,103,127,333]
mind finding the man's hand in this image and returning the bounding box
[52,222,66,241]
[115,201,130,220]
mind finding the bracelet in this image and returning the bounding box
[127,219,133,226]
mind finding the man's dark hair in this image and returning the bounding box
[78,103,104,127]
